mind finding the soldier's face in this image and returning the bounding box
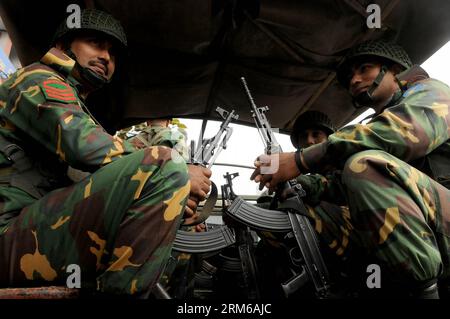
[68,35,116,81]
[297,129,328,148]
[349,61,399,111]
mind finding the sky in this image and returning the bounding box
[176,118,296,197]
[179,40,450,196]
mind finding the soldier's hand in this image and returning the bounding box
[183,196,205,227]
[184,196,199,218]
[195,223,206,232]
[184,165,212,226]
[129,136,147,150]
[147,119,170,127]
[188,164,212,201]
[183,197,207,232]
[250,152,301,193]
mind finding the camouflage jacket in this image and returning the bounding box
[295,171,346,206]
[299,66,450,188]
[125,123,189,160]
[0,48,137,212]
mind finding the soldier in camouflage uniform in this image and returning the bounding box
[0,9,211,297]
[290,112,356,275]
[251,41,450,298]
[127,119,189,164]
[117,119,189,168]
[290,111,335,148]
[289,112,354,271]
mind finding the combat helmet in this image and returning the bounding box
[336,40,412,89]
[53,8,127,49]
[290,111,335,148]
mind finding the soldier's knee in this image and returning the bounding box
[145,146,189,184]
[342,150,389,188]
[120,146,188,191]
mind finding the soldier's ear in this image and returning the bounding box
[55,42,64,50]
[54,37,73,52]
[390,64,404,75]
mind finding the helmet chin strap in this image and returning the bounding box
[352,65,388,109]
[66,49,110,91]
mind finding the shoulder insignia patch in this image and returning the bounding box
[40,79,78,103]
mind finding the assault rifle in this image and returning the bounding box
[173,107,238,253]
[225,77,330,298]
[191,106,238,168]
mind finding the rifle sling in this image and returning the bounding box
[183,181,218,226]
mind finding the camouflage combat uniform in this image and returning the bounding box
[288,112,351,262]
[120,121,196,298]
[295,172,353,262]
[0,48,190,296]
[297,65,450,288]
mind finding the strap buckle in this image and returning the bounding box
[290,181,307,198]
[1,143,25,162]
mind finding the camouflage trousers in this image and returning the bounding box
[305,202,352,262]
[159,249,196,298]
[0,146,190,296]
[311,150,450,286]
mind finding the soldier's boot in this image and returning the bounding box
[414,281,439,299]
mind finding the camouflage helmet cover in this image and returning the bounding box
[290,111,335,148]
[53,9,127,48]
[336,40,413,88]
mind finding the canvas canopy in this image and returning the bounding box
[1,0,450,133]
